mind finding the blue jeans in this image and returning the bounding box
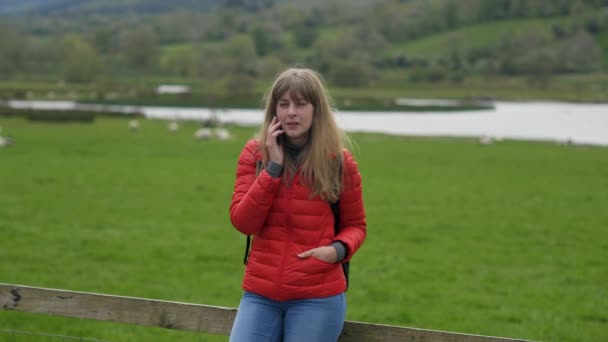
[229,291,346,342]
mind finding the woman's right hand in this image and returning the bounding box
[266,116,284,165]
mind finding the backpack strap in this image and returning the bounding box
[243,160,264,265]
[331,199,350,290]
[332,159,350,289]
[243,235,251,265]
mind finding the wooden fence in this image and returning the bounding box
[1,283,533,342]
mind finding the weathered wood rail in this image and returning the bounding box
[1,283,533,342]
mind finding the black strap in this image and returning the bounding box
[243,160,263,265]
[243,235,251,265]
[331,199,350,290]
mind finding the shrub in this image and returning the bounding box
[26,110,96,123]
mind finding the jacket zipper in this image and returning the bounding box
[277,176,295,301]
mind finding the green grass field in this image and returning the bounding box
[1,117,607,341]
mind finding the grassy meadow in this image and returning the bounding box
[0,116,607,341]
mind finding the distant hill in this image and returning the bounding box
[0,0,222,15]
[0,0,65,15]
[0,0,605,102]
[390,17,572,58]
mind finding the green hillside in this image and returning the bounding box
[390,17,573,57]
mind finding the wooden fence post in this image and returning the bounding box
[1,283,533,342]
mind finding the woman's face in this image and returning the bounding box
[276,91,314,146]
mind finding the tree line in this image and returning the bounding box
[0,0,606,88]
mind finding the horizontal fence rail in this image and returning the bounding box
[1,283,533,342]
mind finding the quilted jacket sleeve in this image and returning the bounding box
[229,139,281,235]
[335,150,367,262]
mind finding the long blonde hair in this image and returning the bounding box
[258,67,349,202]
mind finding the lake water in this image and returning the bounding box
[6,100,608,146]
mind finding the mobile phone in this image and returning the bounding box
[275,116,283,145]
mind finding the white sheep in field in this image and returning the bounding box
[168,121,179,132]
[215,128,231,140]
[194,128,212,141]
[479,135,493,145]
[0,135,13,147]
[128,120,140,132]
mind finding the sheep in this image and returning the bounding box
[194,128,212,141]
[215,128,231,140]
[479,135,493,145]
[168,121,179,132]
[0,136,13,147]
[128,120,140,132]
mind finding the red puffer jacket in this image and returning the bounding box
[230,139,366,301]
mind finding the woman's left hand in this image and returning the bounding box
[297,246,338,263]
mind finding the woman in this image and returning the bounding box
[229,67,366,342]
